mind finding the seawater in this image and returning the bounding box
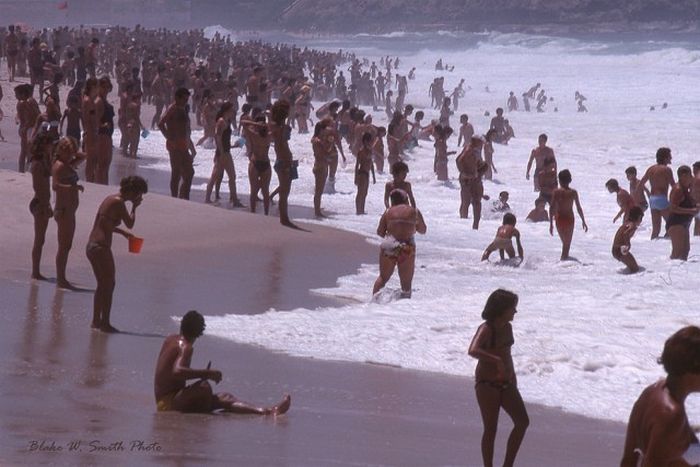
[133,29,700,422]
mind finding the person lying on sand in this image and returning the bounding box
[154,310,291,415]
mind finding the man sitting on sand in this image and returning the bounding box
[482,213,523,261]
[154,310,291,415]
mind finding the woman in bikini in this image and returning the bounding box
[242,115,272,215]
[205,102,243,206]
[311,121,332,217]
[86,176,148,333]
[373,189,427,298]
[354,132,376,215]
[667,165,699,260]
[549,169,588,260]
[457,137,489,229]
[81,77,99,182]
[268,100,296,227]
[28,126,57,280]
[52,137,85,289]
[483,129,498,181]
[468,289,529,467]
[94,76,114,185]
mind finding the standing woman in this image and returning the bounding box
[205,102,243,206]
[94,76,115,185]
[242,116,272,215]
[28,126,56,280]
[86,175,148,333]
[269,100,296,228]
[483,129,498,181]
[311,121,332,217]
[667,165,699,260]
[52,137,85,289]
[16,83,41,173]
[468,289,529,467]
[81,77,99,182]
[195,90,216,147]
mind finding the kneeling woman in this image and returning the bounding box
[86,176,148,333]
[372,189,427,298]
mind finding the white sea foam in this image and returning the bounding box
[132,33,700,423]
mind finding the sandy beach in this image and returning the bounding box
[0,71,627,466]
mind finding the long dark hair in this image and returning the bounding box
[481,289,518,322]
[215,101,234,121]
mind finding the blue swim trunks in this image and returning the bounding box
[649,195,669,211]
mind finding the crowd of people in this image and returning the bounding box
[3,22,700,465]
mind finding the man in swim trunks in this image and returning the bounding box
[636,147,675,239]
[159,87,196,199]
[373,189,427,299]
[526,134,556,192]
[549,169,588,260]
[154,310,291,415]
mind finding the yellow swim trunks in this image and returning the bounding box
[156,392,177,412]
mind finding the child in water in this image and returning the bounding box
[482,213,524,261]
[384,161,416,208]
[526,198,549,223]
[491,191,511,213]
[612,206,643,273]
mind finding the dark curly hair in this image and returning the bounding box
[119,176,148,196]
[180,310,205,340]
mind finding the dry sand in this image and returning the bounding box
[0,73,626,466]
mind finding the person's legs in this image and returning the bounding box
[260,169,272,215]
[313,166,328,216]
[56,212,76,288]
[205,158,223,203]
[214,392,291,415]
[96,136,113,185]
[460,180,472,219]
[500,385,529,467]
[87,245,116,332]
[222,155,242,205]
[276,169,294,226]
[557,222,574,260]
[619,252,640,273]
[651,209,662,239]
[482,242,496,261]
[168,150,181,198]
[396,253,415,296]
[84,137,97,183]
[31,210,50,280]
[19,132,28,173]
[172,381,214,413]
[670,225,691,260]
[373,253,397,295]
[475,383,502,467]
[248,164,260,213]
[355,173,368,214]
[472,199,482,230]
[179,152,195,200]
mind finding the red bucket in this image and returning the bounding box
[128,236,144,254]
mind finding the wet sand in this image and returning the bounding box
[0,167,627,466]
[0,74,625,466]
